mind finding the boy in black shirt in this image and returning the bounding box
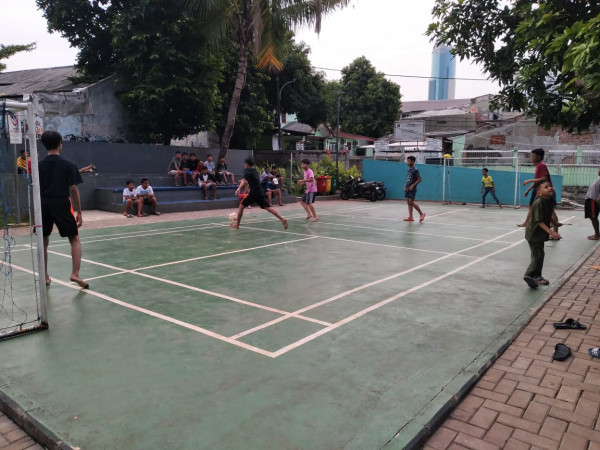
[38,130,88,289]
[231,158,287,229]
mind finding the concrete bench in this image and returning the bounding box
[94,184,296,214]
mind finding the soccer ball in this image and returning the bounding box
[229,212,237,221]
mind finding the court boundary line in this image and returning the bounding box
[11,210,574,358]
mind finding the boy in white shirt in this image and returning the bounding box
[136,178,160,217]
[122,180,137,217]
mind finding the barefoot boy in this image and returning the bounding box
[523,180,560,288]
[584,168,600,240]
[298,159,318,222]
[38,130,88,289]
[231,158,288,229]
[404,155,425,222]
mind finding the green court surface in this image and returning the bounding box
[0,202,597,449]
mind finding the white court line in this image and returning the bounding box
[271,237,526,357]
[44,238,331,326]
[312,221,514,243]
[238,225,478,257]
[8,262,277,357]
[137,237,319,271]
[230,226,524,340]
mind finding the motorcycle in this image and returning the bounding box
[340,175,380,202]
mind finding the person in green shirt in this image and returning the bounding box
[523,180,561,288]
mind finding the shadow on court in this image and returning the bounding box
[0,202,596,449]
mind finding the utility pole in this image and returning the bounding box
[335,91,344,186]
[276,77,296,151]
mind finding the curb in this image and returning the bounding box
[0,390,73,450]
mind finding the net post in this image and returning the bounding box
[513,153,519,209]
[442,157,446,204]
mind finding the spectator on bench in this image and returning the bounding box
[167,151,187,186]
[260,165,283,207]
[136,177,161,216]
[204,154,216,177]
[198,167,218,200]
[122,180,138,217]
[271,166,284,192]
[216,156,235,185]
[187,153,201,185]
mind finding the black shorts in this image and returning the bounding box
[241,192,270,209]
[585,198,599,219]
[405,188,416,200]
[41,197,78,237]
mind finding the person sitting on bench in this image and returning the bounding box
[198,167,218,200]
[167,151,187,186]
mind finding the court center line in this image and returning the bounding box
[230,226,525,340]
[135,237,319,271]
[7,262,277,358]
[271,237,527,357]
[268,214,576,356]
[44,238,330,325]
[237,226,479,258]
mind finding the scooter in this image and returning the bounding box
[340,175,380,202]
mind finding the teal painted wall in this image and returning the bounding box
[363,159,563,205]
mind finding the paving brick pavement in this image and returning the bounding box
[424,245,600,450]
[0,412,43,450]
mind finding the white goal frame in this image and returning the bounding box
[1,100,48,337]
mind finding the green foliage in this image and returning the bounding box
[332,56,402,138]
[428,0,600,131]
[113,0,224,144]
[339,165,360,185]
[0,43,35,72]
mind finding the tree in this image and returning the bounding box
[336,57,401,138]
[37,0,223,143]
[112,0,224,144]
[0,44,36,72]
[428,1,600,131]
[182,0,351,156]
[265,39,328,128]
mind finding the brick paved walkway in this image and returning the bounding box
[425,246,600,450]
[0,412,42,450]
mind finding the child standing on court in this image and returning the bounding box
[404,156,425,222]
[298,159,318,222]
[584,168,600,240]
[523,180,560,288]
[231,158,288,229]
[481,168,502,208]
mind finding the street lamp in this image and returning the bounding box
[335,91,344,188]
[277,76,296,151]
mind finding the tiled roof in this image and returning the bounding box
[0,66,87,97]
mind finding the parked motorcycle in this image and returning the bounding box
[340,175,380,202]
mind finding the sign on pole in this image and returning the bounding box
[394,120,425,141]
[8,112,22,144]
[426,138,443,151]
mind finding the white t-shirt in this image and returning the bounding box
[136,185,154,197]
[122,187,136,202]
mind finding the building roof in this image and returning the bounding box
[282,122,314,135]
[0,66,86,97]
[401,98,471,114]
[318,123,375,141]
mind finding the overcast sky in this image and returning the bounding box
[3,0,499,102]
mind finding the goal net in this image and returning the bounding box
[442,156,522,208]
[0,100,48,340]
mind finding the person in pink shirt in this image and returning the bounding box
[298,159,318,222]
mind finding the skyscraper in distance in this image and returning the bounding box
[428,44,456,100]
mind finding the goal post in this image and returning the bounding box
[442,156,522,208]
[0,100,48,339]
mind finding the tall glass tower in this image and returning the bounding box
[428,44,456,100]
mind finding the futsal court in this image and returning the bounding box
[1,200,597,449]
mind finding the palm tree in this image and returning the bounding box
[183,0,350,157]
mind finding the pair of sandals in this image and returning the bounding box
[550,318,587,361]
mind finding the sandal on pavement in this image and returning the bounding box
[589,348,600,358]
[403,218,414,222]
[553,343,571,361]
[553,318,587,330]
[535,277,550,286]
